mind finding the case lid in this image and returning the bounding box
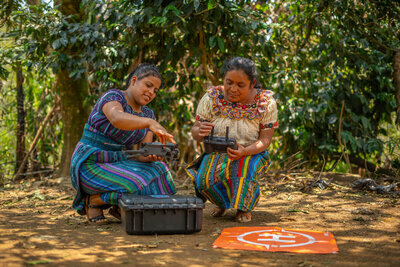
[119,194,205,210]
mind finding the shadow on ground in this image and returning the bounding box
[0,172,399,266]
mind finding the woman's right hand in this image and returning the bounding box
[148,120,176,144]
[197,121,215,137]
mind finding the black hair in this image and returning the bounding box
[221,57,261,88]
[125,63,163,90]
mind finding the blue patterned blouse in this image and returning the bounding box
[87,89,155,146]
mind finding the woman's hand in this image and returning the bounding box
[227,144,247,160]
[138,154,163,163]
[190,120,214,141]
[148,120,176,145]
[197,121,215,137]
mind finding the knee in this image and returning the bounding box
[121,181,142,194]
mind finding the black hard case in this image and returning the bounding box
[119,194,205,235]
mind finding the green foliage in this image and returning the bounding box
[0,2,63,180]
[0,0,399,180]
[266,0,399,167]
[0,83,16,178]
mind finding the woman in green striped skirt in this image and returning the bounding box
[186,57,278,223]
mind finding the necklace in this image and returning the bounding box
[216,88,261,109]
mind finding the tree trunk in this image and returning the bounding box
[26,0,41,6]
[394,49,400,126]
[13,0,40,177]
[55,0,90,177]
[55,70,90,177]
[15,62,26,175]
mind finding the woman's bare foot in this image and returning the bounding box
[210,206,227,217]
[85,194,108,225]
[235,210,251,223]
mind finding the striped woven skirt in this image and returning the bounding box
[70,124,176,215]
[186,151,270,212]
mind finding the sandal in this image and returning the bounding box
[210,206,227,217]
[88,214,108,225]
[85,195,109,225]
[109,205,121,221]
[236,210,251,223]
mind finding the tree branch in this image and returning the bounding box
[297,0,326,51]
[338,100,352,172]
[394,49,400,126]
[14,105,56,179]
[199,29,218,85]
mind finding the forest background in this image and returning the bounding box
[0,0,399,183]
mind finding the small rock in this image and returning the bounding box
[352,217,366,222]
[29,235,60,242]
[351,208,374,215]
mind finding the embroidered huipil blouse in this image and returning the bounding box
[195,85,278,147]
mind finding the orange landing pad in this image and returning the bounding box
[212,227,338,254]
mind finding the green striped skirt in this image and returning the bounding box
[186,151,270,212]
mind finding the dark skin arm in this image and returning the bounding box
[227,128,274,160]
[191,120,214,141]
[191,120,274,160]
[102,101,175,145]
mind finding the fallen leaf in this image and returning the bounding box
[287,209,309,214]
[26,260,52,265]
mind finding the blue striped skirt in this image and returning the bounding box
[70,124,176,214]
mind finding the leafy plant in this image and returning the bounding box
[0,0,399,181]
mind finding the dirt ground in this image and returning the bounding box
[0,171,399,267]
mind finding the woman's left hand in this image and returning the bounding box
[227,144,247,160]
[138,154,163,162]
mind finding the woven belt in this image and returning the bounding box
[80,124,125,151]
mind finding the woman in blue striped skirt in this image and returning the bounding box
[70,64,176,225]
